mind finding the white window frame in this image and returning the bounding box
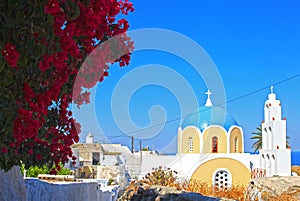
[188,137,193,152]
[212,168,232,189]
[234,137,238,153]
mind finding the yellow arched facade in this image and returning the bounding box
[178,126,244,154]
[190,158,250,186]
[229,127,243,153]
[203,126,227,153]
[178,126,200,154]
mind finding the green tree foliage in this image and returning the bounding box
[20,163,72,177]
[251,125,262,153]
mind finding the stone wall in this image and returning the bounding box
[0,166,119,201]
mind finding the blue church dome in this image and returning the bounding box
[181,106,238,131]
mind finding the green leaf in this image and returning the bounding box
[0,87,14,102]
[24,36,34,57]
[69,2,81,21]
[0,57,4,73]
[33,44,45,59]
[0,69,13,87]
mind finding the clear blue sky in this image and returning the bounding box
[74,0,300,153]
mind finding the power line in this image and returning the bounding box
[81,73,300,139]
[222,73,300,106]
[122,73,300,136]
[80,130,130,140]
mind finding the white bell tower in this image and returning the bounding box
[262,86,286,150]
[260,86,291,176]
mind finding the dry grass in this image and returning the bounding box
[291,165,300,175]
[175,179,246,200]
[172,179,299,201]
[142,167,299,200]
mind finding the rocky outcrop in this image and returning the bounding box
[96,166,119,180]
[246,176,300,201]
[118,181,235,201]
[0,166,27,201]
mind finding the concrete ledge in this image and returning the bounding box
[38,174,75,181]
[26,178,119,201]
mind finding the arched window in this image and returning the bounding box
[213,169,232,189]
[234,137,238,153]
[212,136,218,153]
[188,137,193,152]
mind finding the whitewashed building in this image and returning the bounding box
[138,88,291,187]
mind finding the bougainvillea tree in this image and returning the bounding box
[0,0,134,173]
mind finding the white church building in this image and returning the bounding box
[138,87,291,187]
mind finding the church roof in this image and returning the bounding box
[181,106,239,131]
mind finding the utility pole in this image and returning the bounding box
[131,135,134,154]
[140,140,142,162]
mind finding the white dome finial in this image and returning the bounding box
[271,85,274,94]
[205,89,213,107]
[86,132,94,143]
[268,86,276,100]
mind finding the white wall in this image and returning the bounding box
[0,166,119,201]
[25,179,119,201]
[276,149,291,176]
[0,166,27,201]
[140,153,253,179]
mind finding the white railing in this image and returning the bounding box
[251,168,266,178]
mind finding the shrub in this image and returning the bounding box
[108,178,115,185]
[20,163,72,177]
[141,166,178,187]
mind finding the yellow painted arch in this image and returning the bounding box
[202,126,227,153]
[190,158,250,186]
[229,127,243,153]
[179,126,201,154]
